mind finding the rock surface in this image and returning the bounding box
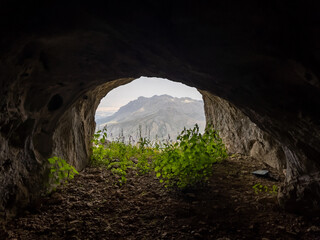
[0,1,320,217]
[201,91,286,170]
[52,79,133,170]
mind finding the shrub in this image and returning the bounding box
[47,156,79,192]
[153,124,227,189]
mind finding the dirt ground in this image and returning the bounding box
[1,155,320,240]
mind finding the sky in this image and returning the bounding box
[97,77,202,114]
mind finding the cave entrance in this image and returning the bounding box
[95,76,206,143]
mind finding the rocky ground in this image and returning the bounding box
[1,155,320,240]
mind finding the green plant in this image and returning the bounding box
[107,141,135,185]
[153,124,227,189]
[136,151,151,174]
[134,135,153,174]
[47,156,79,192]
[91,129,137,185]
[91,124,228,189]
[91,129,110,165]
[253,183,278,195]
[138,136,151,151]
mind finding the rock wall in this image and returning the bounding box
[0,76,48,219]
[0,76,132,218]
[52,79,133,170]
[201,91,286,170]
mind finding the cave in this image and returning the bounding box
[0,0,320,222]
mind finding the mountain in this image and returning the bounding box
[95,95,206,141]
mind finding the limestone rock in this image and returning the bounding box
[201,91,286,170]
[52,79,133,170]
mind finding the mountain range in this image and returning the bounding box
[95,95,206,141]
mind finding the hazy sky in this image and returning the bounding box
[97,77,202,113]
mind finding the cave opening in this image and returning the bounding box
[94,76,206,142]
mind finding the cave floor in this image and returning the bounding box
[1,155,320,240]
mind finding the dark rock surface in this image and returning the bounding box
[0,1,320,217]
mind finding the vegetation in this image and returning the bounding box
[47,156,79,192]
[91,124,227,189]
[91,128,156,185]
[253,183,278,195]
[153,124,227,188]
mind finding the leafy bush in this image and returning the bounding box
[153,124,227,188]
[47,156,79,192]
[91,124,227,189]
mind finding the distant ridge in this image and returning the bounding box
[95,95,205,140]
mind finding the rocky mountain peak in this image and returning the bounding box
[96,95,205,141]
